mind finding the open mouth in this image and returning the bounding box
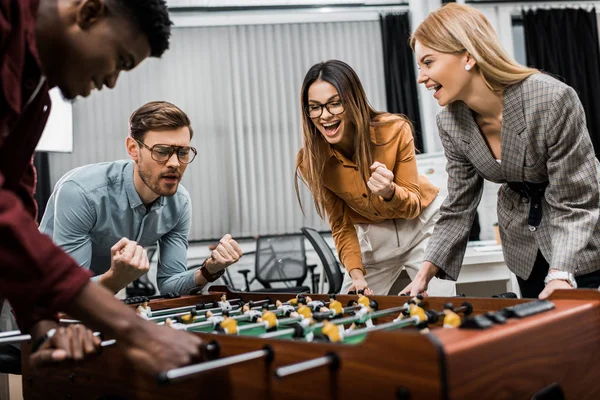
[162,174,180,183]
[322,121,341,137]
[429,84,442,98]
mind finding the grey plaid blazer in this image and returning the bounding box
[426,73,600,280]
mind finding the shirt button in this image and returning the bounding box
[522,197,529,204]
[528,226,537,232]
[362,193,367,198]
[43,105,48,113]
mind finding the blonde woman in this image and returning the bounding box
[295,60,455,296]
[402,4,600,299]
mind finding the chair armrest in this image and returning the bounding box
[238,269,251,277]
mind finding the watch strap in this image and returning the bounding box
[200,259,225,283]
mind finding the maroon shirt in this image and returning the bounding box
[1,0,91,331]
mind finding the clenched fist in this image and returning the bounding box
[368,161,395,201]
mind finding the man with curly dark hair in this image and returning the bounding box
[0,0,206,374]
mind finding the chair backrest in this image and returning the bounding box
[254,234,308,287]
[301,227,344,294]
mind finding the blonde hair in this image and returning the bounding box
[410,3,538,90]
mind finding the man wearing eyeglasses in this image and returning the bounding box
[40,101,242,295]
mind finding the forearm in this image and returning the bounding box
[96,271,127,294]
[158,269,200,295]
[63,282,147,342]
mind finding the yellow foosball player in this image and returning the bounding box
[321,320,343,343]
[218,311,239,335]
[443,303,462,328]
[328,294,343,316]
[258,305,278,332]
[357,290,371,310]
[179,309,198,324]
[288,293,307,307]
[408,300,429,333]
[295,305,313,321]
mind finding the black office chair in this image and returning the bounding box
[126,245,157,298]
[301,227,344,294]
[238,234,312,293]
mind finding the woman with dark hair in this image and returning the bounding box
[295,60,454,296]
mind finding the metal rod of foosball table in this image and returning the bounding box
[59,319,81,324]
[0,331,103,346]
[274,352,340,379]
[0,330,22,338]
[0,334,31,345]
[157,346,274,384]
[343,317,418,338]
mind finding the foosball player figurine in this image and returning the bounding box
[258,305,278,332]
[276,300,296,317]
[165,317,187,330]
[413,294,424,307]
[328,294,343,316]
[180,309,198,324]
[218,293,233,313]
[242,303,263,322]
[288,293,308,306]
[296,305,314,323]
[443,303,462,328]
[354,304,374,328]
[322,320,343,343]
[305,296,325,312]
[408,300,430,333]
[344,322,358,334]
[136,305,149,320]
[205,310,225,327]
[357,290,371,309]
[141,301,152,317]
[217,311,239,335]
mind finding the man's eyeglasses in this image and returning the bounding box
[135,139,197,164]
[305,100,345,118]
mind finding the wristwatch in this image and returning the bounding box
[544,271,578,288]
[200,258,225,283]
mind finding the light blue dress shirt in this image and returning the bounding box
[39,160,198,294]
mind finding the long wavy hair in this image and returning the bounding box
[411,3,538,91]
[294,60,409,218]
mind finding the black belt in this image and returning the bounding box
[507,181,549,229]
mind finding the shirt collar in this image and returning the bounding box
[320,136,358,168]
[124,161,166,210]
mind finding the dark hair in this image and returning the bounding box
[129,101,193,141]
[109,0,173,57]
[295,60,411,218]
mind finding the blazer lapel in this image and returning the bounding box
[456,102,504,182]
[500,83,527,182]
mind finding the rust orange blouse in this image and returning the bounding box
[298,116,439,276]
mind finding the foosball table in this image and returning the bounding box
[21,287,600,400]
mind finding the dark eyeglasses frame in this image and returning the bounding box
[134,138,197,164]
[305,101,346,118]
